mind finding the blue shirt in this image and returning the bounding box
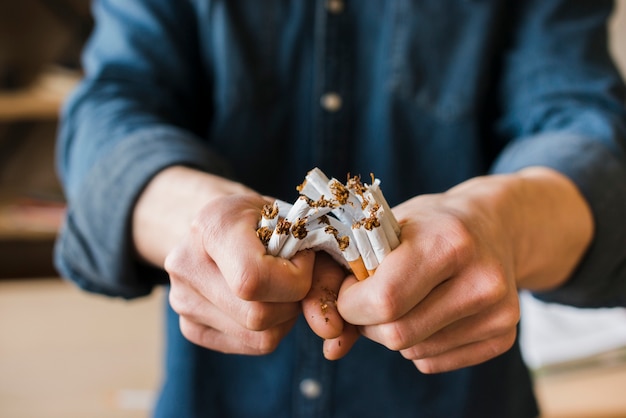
[55,0,626,416]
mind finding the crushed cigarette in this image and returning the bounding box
[257,167,401,280]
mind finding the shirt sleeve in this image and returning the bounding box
[54,0,228,298]
[490,0,626,307]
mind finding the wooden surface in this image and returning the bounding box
[536,362,626,418]
[0,279,162,418]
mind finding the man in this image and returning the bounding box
[55,0,626,416]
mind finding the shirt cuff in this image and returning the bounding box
[54,126,230,298]
[491,132,626,307]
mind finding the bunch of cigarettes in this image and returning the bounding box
[256,168,401,281]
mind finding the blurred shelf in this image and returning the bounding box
[0,66,75,278]
[0,66,79,121]
[0,195,64,278]
[0,195,64,238]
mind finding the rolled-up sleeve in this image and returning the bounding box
[54,0,226,298]
[491,0,626,307]
[55,127,227,298]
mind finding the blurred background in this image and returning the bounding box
[0,2,625,417]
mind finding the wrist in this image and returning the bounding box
[504,167,594,290]
[445,167,593,291]
[132,165,257,266]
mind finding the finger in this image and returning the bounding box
[337,220,457,325]
[399,297,520,360]
[172,277,300,353]
[169,276,301,331]
[322,323,360,361]
[302,252,347,340]
[354,262,513,351]
[167,241,302,330]
[199,195,314,302]
[179,315,298,355]
[409,330,518,374]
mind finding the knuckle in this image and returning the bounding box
[478,283,505,308]
[168,286,188,316]
[470,267,509,311]
[413,359,438,375]
[380,322,410,351]
[231,266,261,300]
[400,348,416,360]
[178,318,203,346]
[440,216,474,264]
[163,247,184,276]
[400,345,428,360]
[245,303,270,331]
[254,331,282,354]
[502,330,517,351]
[497,303,521,330]
[487,331,517,358]
[372,286,403,323]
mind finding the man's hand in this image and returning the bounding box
[336,167,593,373]
[164,194,316,354]
[133,166,318,355]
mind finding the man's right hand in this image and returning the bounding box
[132,166,316,354]
[164,193,317,354]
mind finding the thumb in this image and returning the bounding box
[302,252,360,359]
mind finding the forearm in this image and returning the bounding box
[447,167,594,291]
[508,167,593,290]
[132,166,256,267]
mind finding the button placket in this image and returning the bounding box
[326,0,344,14]
[311,0,351,171]
[292,317,333,418]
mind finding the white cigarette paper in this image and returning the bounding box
[266,218,292,255]
[365,179,401,236]
[351,223,378,272]
[364,209,392,264]
[260,201,280,229]
[257,167,401,280]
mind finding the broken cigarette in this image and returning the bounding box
[257,167,401,280]
[351,222,378,276]
[324,216,369,281]
[362,206,392,264]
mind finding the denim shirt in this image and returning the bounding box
[55,0,626,416]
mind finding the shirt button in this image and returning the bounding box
[320,92,342,112]
[299,378,322,400]
[327,0,344,14]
